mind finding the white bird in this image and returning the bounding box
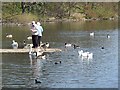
[65,43,72,47]
[6,33,12,38]
[81,52,89,57]
[78,50,83,56]
[88,53,93,59]
[27,36,32,40]
[90,32,94,36]
[107,34,110,39]
[11,40,18,49]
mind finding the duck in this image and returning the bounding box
[90,32,94,36]
[73,44,80,49]
[28,45,43,58]
[35,79,41,84]
[55,60,61,64]
[101,46,104,49]
[27,35,32,40]
[11,40,18,49]
[40,42,50,50]
[107,34,110,39]
[65,43,72,48]
[6,33,12,38]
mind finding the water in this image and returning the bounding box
[2,20,118,88]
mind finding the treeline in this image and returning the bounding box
[2,2,118,23]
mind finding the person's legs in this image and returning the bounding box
[32,35,35,48]
[34,35,38,48]
[38,36,41,46]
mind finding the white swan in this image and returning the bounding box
[11,40,18,49]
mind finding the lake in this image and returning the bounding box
[2,20,118,88]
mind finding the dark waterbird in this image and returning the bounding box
[35,79,41,84]
[55,61,61,64]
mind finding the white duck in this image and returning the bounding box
[11,40,18,49]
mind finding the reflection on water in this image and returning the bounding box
[2,20,118,88]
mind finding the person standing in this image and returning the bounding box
[31,21,38,48]
[36,22,43,46]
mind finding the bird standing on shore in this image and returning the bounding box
[11,40,18,49]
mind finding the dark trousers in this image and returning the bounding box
[32,35,38,48]
[38,36,41,46]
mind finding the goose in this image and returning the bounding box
[90,32,94,36]
[27,35,32,40]
[73,44,80,49]
[65,43,72,48]
[28,45,43,58]
[6,33,12,38]
[107,34,110,39]
[40,42,50,50]
[24,44,33,49]
[11,40,18,49]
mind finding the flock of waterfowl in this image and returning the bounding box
[5,31,111,84]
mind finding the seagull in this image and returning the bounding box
[11,40,18,49]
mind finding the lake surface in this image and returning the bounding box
[2,20,118,88]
